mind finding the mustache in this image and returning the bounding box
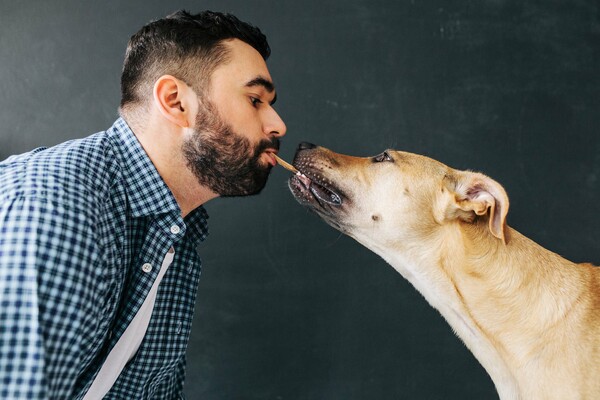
[253,137,281,158]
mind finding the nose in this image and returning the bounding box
[264,108,286,138]
[298,142,317,150]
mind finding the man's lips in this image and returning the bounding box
[262,149,278,167]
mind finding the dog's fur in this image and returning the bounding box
[288,144,600,399]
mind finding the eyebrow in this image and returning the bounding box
[245,76,277,105]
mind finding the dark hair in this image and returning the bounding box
[120,10,270,112]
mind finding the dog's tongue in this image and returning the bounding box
[296,172,342,205]
[295,172,312,188]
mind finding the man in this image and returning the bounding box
[0,10,286,399]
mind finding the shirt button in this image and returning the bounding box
[170,225,181,234]
[142,263,153,273]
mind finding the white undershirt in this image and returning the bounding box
[83,248,175,400]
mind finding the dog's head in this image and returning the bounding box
[288,143,509,250]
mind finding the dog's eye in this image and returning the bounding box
[373,151,393,163]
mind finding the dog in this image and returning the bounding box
[287,142,600,400]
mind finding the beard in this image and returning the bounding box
[182,97,280,197]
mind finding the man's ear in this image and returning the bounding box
[153,75,197,128]
[439,171,510,244]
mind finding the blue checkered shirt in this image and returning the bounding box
[0,118,209,399]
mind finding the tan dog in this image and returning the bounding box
[287,142,600,400]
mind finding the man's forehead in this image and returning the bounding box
[221,39,269,67]
[213,39,273,82]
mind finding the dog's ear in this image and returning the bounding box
[439,171,510,244]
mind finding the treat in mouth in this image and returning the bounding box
[274,154,298,173]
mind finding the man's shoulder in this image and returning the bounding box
[0,129,121,210]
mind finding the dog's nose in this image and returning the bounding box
[298,142,317,151]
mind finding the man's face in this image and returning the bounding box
[183,39,286,197]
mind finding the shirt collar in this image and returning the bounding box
[185,206,210,245]
[107,118,182,218]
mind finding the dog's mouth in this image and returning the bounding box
[288,170,343,208]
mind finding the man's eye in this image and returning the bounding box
[373,151,393,163]
[250,97,262,107]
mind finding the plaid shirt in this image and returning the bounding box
[0,118,209,399]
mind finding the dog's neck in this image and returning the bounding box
[453,220,583,346]
[433,220,595,398]
[359,219,594,399]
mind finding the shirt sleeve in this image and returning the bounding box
[0,194,99,399]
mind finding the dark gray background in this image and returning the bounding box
[1,1,598,399]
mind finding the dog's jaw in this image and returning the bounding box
[288,172,343,207]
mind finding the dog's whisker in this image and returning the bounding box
[324,231,344,248]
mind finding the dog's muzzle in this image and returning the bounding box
[288,143,343,207]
